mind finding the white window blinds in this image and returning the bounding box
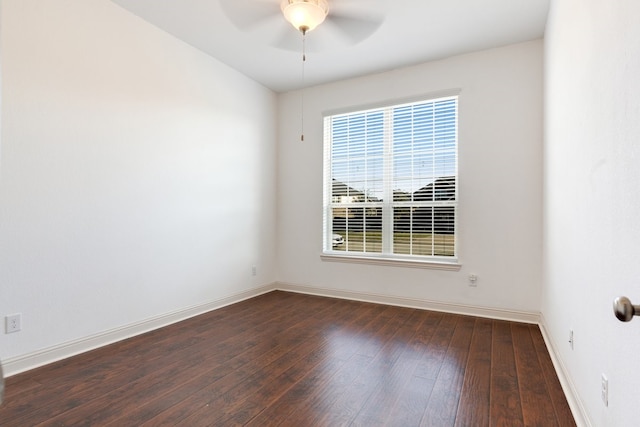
[323,95,458,260]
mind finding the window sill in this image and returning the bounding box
[320,252,462,271]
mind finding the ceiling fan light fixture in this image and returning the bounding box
[281,0,329,33]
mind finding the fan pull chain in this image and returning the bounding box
[300,30,306,142]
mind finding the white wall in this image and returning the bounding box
[277,40,543,314]
[543,0,640,425]
[0,0,277,368]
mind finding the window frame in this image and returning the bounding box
[322,92,461,270]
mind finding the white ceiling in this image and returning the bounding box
[110,0,549,93]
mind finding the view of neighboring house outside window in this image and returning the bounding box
[323,95,458,262]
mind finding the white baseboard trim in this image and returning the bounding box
[276,281,541,324]
[538,314,590,427]
[3,284,276,377]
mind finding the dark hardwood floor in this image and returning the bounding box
[1,291,576,426]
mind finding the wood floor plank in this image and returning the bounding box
[455,317,493,427]
[512,323,559,426]
[490,320,525,427]
[2,376,42,403]
[313,306,416,426]
[411,312,454,383]
[244,303,386,426]
[350,310,430,426]
[421,315,475,426]
[135,293,344,426]
[0,292,576,427]
[176,297,366,426]
[383,311,444,427]
[249,352,375,426]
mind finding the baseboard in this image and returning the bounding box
[276,281,541,324]
[3,283,276,377]
[538,314,590,427]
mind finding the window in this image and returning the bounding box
[323,95,458,264]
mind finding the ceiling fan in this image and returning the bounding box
[219,0,385,52]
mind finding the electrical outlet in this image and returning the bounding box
[601,374,608,407]
[468,274,478,286]
[6,313,22,334]
[252,266,257,276]
[568,329,574,350]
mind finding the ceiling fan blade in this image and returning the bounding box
[219,0,281,32]
[272,24,303,52]
[324,12,384,44]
